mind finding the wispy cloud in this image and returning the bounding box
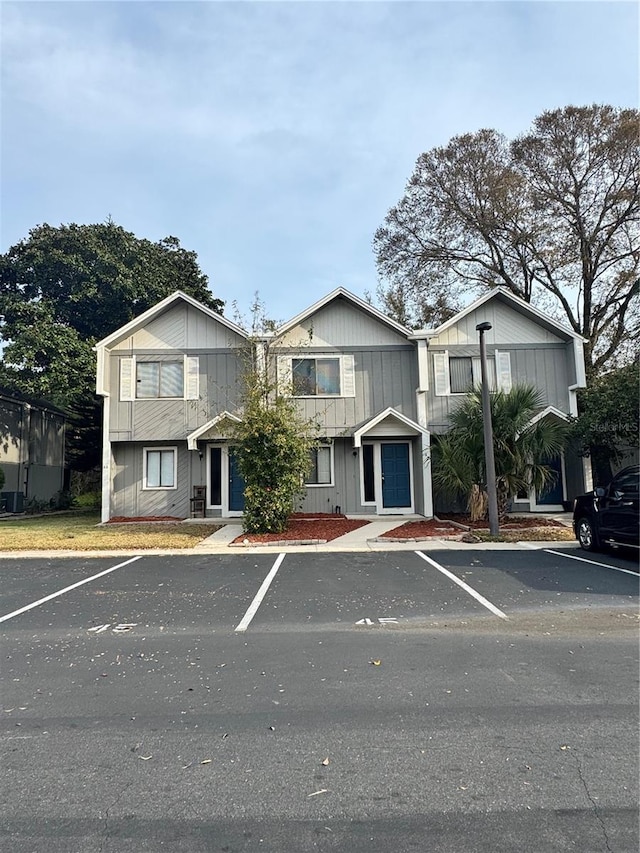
[2,1,638,320]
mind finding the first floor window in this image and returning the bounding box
[293,358,340,396]
[305,446,332,485]
[145,448,176,488]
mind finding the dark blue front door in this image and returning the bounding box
[381,443,411,508]
[228,450,245,512]
[537,455,564,506]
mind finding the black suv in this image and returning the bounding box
[573,464,640,552]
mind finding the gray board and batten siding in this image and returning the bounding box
[426,299,576,433]
[274,295,418,435]
[275,346,419,437]
[275,296,411,348]
[107,300,247,443]
[110,302,246,352]
[109,351,244,442]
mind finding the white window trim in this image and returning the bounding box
[358,443,377,506]
[434,351,511,397]
[280,353,355,398]
[206,445,223,509]
[143,446,178,491]
[305,444,334,488]
[449,356,496,396]
[120,355,199,401]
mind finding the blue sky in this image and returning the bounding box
[2,1,638,325]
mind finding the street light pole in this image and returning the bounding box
[476,322,500,536]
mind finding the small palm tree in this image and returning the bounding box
[433,385,568,521]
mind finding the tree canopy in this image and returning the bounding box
[0,221,223,470]
[374,105,640,374]
[569,361,640,484]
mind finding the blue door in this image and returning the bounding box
[228,450,245,512]
[537,455,564,505]
[381,443,411,508]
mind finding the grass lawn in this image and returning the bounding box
[0,513,222,551]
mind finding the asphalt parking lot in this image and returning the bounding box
[1,545,639,852]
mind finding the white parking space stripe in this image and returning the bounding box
[415,550,508,619]
[545,549,640,577]
[0,556,143,624]
[235,553,285,633]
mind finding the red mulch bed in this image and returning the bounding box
[379,519,460,539]
[108,516,185,523]
[381,514,568,539]
[232,518,369,544]
[437,513,566,530]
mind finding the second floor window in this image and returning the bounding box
[120,356,200,402]
[292,357,341,396]
[449,357,496,393]
[136,361,184,398]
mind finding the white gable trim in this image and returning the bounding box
[94,290,247,350]
[526,405,570,428]
[275,287,412,339]
[353,407,428,448]
[412,287,587,343]
[187,411,241,450]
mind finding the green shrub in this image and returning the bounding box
[74,491,101,509]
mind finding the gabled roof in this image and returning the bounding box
[410,287,588,342]
[187,411,241,450]
[94,291,247,350]
[352,407,429,448]
[275,287,413,339]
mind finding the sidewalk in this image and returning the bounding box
[0,514,577,559]
[190,513,576,555]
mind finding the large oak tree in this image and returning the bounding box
[374,105,640,374]
[0,220,223,471]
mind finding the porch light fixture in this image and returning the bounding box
[476,322,500,536]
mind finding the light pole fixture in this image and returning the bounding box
[476,322,500,536]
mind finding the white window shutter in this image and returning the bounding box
[341,354,355,397]
[120,357,134,401]
[433,352,450,396]
[277,356,292,393]
[185,356,200,400]
[496,351,512,392]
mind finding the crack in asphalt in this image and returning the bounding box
[100,781,133,853]
[574,755,612,853]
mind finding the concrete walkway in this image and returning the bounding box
[0,514,577,559]
[189,513,576,555]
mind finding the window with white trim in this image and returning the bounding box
[433,351,511,396]
[143,447,177,489]
[293,357,340,396]
[120,356,200,401]
[304,445,333,486]
[137,361,184,398]
[277,354,355,398]
[449,357,497,393]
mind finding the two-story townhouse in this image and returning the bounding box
[269,288,432,518]
[95,291,248,523]
[95,285,588,522]
[413,287,588,512]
